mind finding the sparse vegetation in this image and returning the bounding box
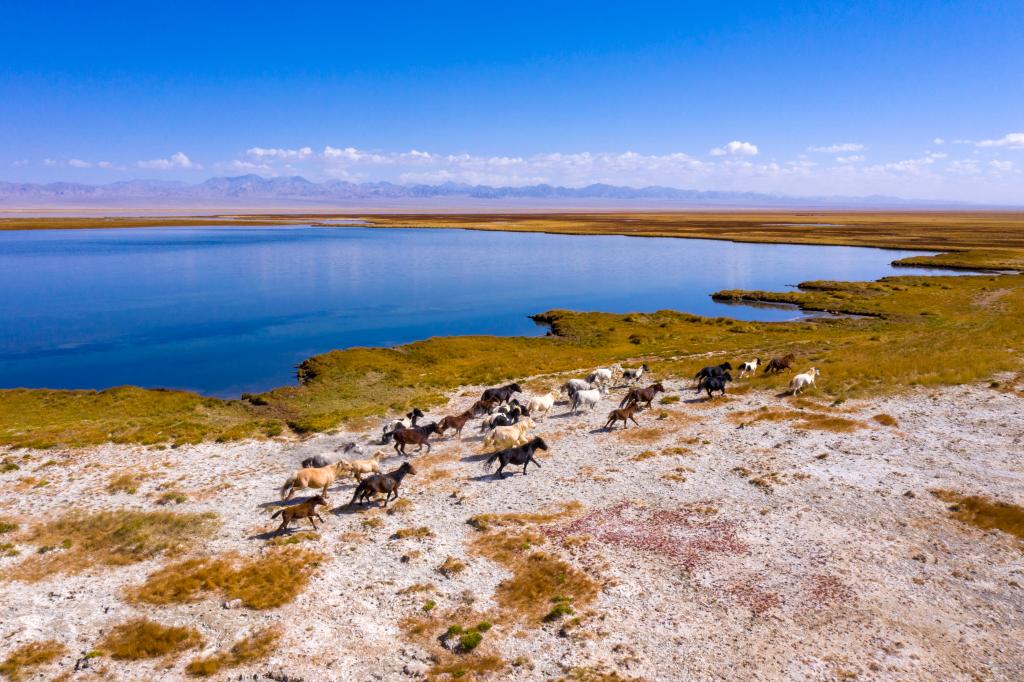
[185,627,281,677]
[386,498,414,514]
[98,618,202,660]
[0,640,65,680]
[106,472,144,494]
[467,501,582,532]
[394,526,433,539]
[438,556,467,577]
[157,490,188,505]
[0,519,17,534]
[9,510,217,581]
[872,413,898,426]
[128,548,324,609]
[931,490,1024,540]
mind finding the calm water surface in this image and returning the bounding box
[0,226,956,396]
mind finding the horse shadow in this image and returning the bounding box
[460,451,493,463]
[467,471,508,483]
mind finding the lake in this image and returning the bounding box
[0,226,961,397]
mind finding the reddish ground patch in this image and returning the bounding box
[724,581,783,615]
[802,573,854,610]
[548,502,747,572]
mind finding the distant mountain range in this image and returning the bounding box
[0,175,982,208]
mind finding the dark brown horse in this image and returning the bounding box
[392,422,442,456]
[763,354,796,374]
[469,398,499,416]
[604,403,641,430]
[619,382,665,409]
[349,462,416,507]
[438,410,474,440]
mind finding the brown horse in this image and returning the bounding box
[349,462,416,507]
[604,403,641,430]
[619,382,665,410]
[764,354,796,374]
[438,410,474,440]
[270,494,328,533]
[469,398,499,416]
[392,422,442,456]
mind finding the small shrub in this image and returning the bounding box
[545,596,575,621]
[107,472,144,494]
[386,498,413,515]
[458,630,483,652]
[872,413,898,427]
[361,517,384,529]
[393,526,432,539]
[185,627,280,677]
[0,640,66,681]
[0,519,17,534]
[1,542,19,557]
[157,490,188,505]
[659,395,680,404]
[98,618,202,660]
[438,556,466,577]
[266,531,319,547]
[422,599,437,612]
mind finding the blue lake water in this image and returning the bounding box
[0,226,960,397]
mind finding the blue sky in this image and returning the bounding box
[2,1,1022,202]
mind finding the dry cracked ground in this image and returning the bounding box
[1,374,1023,681]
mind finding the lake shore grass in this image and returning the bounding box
[1,265,1022,448]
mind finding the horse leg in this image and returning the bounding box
[425,441,431,453]
[523,461,529,476]
[276,517,289,534]
[630,415,640,427]
[308,517,318,531]
[495,460,506,478]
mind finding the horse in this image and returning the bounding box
[790,367,820,395]
[279,462,348,501]
[338,450,388,482]
[484,437,548,478]
[619,382,665,409]
[301,441,362,469]
[622,364,650,383]
[392,422,442,456]
[570,388,603,413]
[604,403,641,430]
[738,358,762,378]
[349,462,416,508]
[527,392,556,420]
[696,370,732,394]
[481,383,522,404]
[270,494,328,533]
[382,408,425,443]
[482,418,536,449]
[479,405,524,432]
[469,398,500,416]
[764,354,796,374]
[695,362,732,383]
[438,410,474,440]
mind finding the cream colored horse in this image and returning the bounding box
[280,462,347,500]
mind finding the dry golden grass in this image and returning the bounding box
[106,472,145,494]
[553,666,648,682]
[470,529,597,623]
[394,526,433,539]
[127,548,323,609]
[185,627,281,677]
[437,556,467,577]
[265,531,319,547]
[931,490,1024,540]
[386,498,414,514]
[98,618,203,660]
[615,427,667,444]
[872,413,899,426]
[467,501,582,531]
[0,640,66,681]
[427,654,506,681]
[9,510,217,581]
[633,446,691,461]
[731,406,863,432]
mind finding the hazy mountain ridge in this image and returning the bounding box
[0,175,980,208]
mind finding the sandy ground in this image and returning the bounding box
[1,375,1023,681]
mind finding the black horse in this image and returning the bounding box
[349,462,416,507]
[695,362,732,383]
[481,382,522,404]
[699,372,732,397]
[484,436,548,478]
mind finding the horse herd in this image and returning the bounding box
[270,356,820,532]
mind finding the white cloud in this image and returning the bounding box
[68,159,92,168]
[137,151,200,170]
[976,132,1024,149]
[933,138,945,145]
[808,143,865,153]
[989,159,1016,172]
[709,140,758,157]
[246,146,313,160]
[836,155,865,164]
[11,159,30,167]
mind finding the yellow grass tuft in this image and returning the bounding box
[127,548,323,609]
[931,490,1024,540]
[872,413,898,426]
[0,640,66,681]
[106,472,145,494]
[394,526,433,539]
[185,627,281,677]
[10,510,217,581]
[98,618,202,660]
[467,501,582,532]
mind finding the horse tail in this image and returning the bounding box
[279,477,294,500]
[349,481,367,507]
[381,430,395,444]
[482,451,501,472]
[270,508,283,519]
[619,391,633,408]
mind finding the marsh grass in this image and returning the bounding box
[98,618,202,660]
[931,490,1024,540]
[0,640,65,681]
[127,548,323,609]
[10,510,217,581]
[185,627,281,677]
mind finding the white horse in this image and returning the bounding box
[571,388,603,413]
[527,392,556,420]
[738,358,762,378]
[789,367,820,395]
